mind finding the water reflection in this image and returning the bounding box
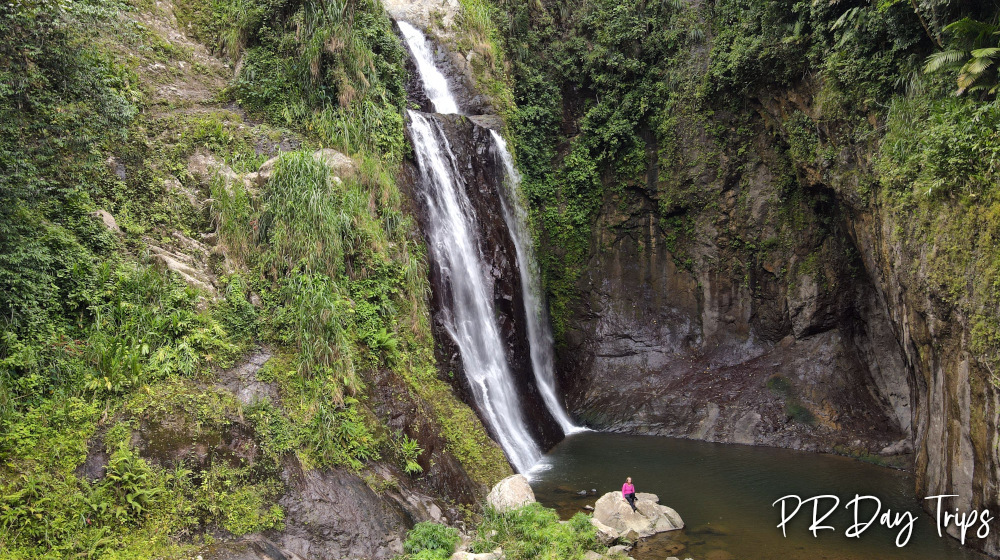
[528,432,986,560]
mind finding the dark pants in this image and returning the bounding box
[625,492,637,511]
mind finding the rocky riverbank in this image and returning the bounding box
[433,475,686,560]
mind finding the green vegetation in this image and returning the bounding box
[1,0,509,556]
[471,504,602,560]
[7,0,1000,555]
[399,504,605,560]
[925,17,1000,96]
[451,0,517,121]
[178,0,409,156]
[766,375,815,425]
[401,521,461,560]
[496,0,1000,379]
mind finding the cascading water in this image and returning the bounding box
[408,111,541,471]
[397,21,459,115]
[489,131,583,435]
[399,20,579,471]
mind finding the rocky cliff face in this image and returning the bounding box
[548,73,999,556]
[557,113,912,457]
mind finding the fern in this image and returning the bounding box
[924,17,1000,97]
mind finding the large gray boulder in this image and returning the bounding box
[592,491,683,539]
[485,474,535,513]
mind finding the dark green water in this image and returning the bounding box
[526,432,986,560]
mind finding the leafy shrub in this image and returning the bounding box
[398,434,424,476]
[403,522,460,559]
[879,96,1000,197]
[472,504,600,560]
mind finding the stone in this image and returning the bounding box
[276,466,410,560]
[188,150,237,185]
[106,155,126,180]
[383,0,461,31]
[218,351,275,405]
[164,176,201,208]
[881,438,914,455]
[583,552,606,560]
[607,544,630,556]
[91,209,120,233]
[244,171,263,187]
[254,154,282,185]
[450,552,500,560]
[200,534,304,560]
[312,148,356,177]
[590,517,618,545]
[486,474,535,513]
[592,491,683,540]
[147,241,215,295]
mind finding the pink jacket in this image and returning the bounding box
[622,482,635,497]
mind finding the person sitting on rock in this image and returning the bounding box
[622,477,637,512]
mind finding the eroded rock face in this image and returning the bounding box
[592,491,683,539]
[544,69,998,557]
[559,180,908,455]
[275,467,409,560]
[486,474,535,512]
[383,0,461,32]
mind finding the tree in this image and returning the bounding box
[924,17,1000,96]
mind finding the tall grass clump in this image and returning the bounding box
[197,0,408,158]
[400,521,460,559]
[470,504,602,560]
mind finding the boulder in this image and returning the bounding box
[607,544,630,556]
[486,474,535,513]
[450,552,500,560]
[253,154,282,186]
[91,209,120,233]
[590,517,618,546]
[592,492,683,540]
[276,467,409,559]
[106,155,126,180]
[188,150,237,185]
[312,148,356,177]
[146,238,215,295]
[583,552,607,560]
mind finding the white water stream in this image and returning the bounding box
[400,20,580,472]
[408,111,541,471]
[490,131,584,435]
[397,21,459,115]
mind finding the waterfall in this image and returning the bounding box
[397,21,459,115]
[489,131,584,435]
[399,20,580,472]
[408,110,541,471]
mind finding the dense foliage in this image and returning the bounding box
[398,504,607,560]
[178,0,409,156]
[470,504,603,560]
[0,0,508,557]
[496,0,1000,372]
[6,0,1000,555]
[400,521,461,559]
